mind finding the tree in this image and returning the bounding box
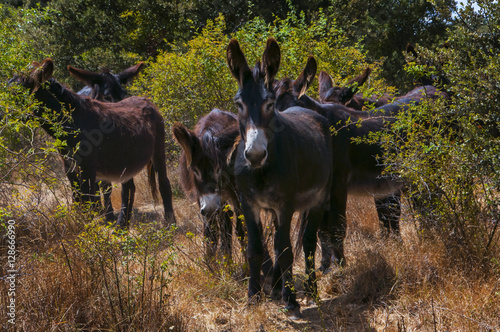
[326,0,456,89]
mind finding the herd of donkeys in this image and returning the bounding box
[8,38,448,317]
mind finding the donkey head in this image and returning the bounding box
[8,58,54,93]
[318,67,371,104]
[68,62,145,102]
[274,55,317,112]
[173,123,222,217]
[226,37,280,168]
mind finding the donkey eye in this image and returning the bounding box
[235,100,247,115]
[264,101,274,114]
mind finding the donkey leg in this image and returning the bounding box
[307,208,334,272]
[324,184,348,267]
[66,171,82,203]
[275,208,300,314]
[116,179,135,228]
[79,167,99,210]
[240,198,264,303]
[125,179,135,223]
[100,181,116,222]
[375,190,401,233]
[302,206,324,301]
[220,206,233,261]
[234,206,247,256]
[203,214,219,259]
[152,156,176,225]
[318,211,333,272]
[62,157,82,203]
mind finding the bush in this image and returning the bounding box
[380,1,500,275]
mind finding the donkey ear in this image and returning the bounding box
[32,58,54,84]
[293,55,317,98]
[318,70,333,101]
[67,65,102,86]
[173,123,199,168]
[340,67,371,103]
[117,62,145,85]
[261,37,281,87]
[227,38,252,87]
[347,67,371,88]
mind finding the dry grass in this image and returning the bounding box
[1,173,499,331]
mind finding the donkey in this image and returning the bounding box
[318,67,449,115]
[227,38,333,317]
[274,55,405,270]
[68,62,145,102]
[9,59,176,228]
[173,109,246,261]
[65,62,146,221]
[318,67,390,110]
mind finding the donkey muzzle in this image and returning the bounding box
[200,193,221,217]
[244,126,268,168]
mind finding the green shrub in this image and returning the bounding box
[131,11,390,157]
[380,1,500,274]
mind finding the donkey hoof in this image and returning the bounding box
[284,306,303,320]
[271,289,281,301]
[247,292,263,306]
[319,264,332,273]
[105,213,117,222]
[303,296,317,306]
[112,219,129,235]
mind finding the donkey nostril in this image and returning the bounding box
[261,149,268,162]
[245,148,267,165]
[200,207,207,216]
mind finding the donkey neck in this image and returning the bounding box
[33,79,88,138]
[297,94,322,111]
[297,94,355,124]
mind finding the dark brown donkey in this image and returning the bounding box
[318,67,449,115]
[66,62,146,221]
[274,55,404,270]
[318,67,390,110]
[173,109,245,261]
[68,62,145,102]
[9,59,176,227]
[227,38,333,318]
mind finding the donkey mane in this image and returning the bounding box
[38,78,147,139]
[32,78,91,135]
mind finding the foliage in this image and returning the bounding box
[74,221,181,330]
[325,0,456,90]
[0,5,62,201]
[380,0,500,273]
[131,11,388,155]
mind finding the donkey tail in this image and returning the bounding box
[147,161,159,203]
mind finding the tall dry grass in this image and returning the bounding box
[1,171,499,331]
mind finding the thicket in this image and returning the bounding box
[379,0,500,274]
